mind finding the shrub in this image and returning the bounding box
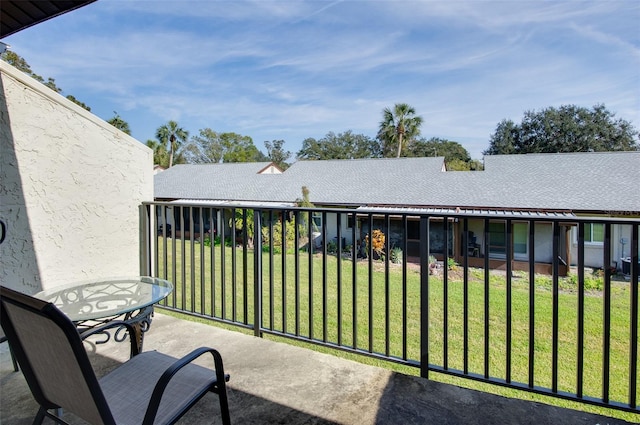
[261,218,297,252]
[390,247,403,264]
[327,240,338,254]
[566,271,604,291]
[365,229,386,260]
[447,257,458,270]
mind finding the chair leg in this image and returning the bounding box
[36,408,67,425]
[9,345,18,372]
[218,387,231,425]
[32,407,46,425]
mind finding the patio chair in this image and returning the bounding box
[0,286,231,425]
[0,328,19,372]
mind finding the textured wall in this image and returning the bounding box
[0,61,153,293]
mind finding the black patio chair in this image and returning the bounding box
[0,327,19,372]
[0,286,231,425]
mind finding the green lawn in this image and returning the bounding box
[154,239,639,422]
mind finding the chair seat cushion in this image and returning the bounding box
[99,351,217,425]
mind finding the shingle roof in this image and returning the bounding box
[154,152,640,214]
[283,157,446,205]
[473,152,640,211]
[154,162,289,201]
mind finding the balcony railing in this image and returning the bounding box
[141,201,639,413]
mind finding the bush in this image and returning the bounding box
[261,218,298,252]
[365,229,385,260]
[447,257,458,270]
[202,234,226,247]
[565,271,604,291]
[390,247,403,264]
[327,240,338,254]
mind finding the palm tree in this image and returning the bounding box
[107,112,131,135]
[378,103,423,158]
[145,139,170,168]
[155,121,189,168]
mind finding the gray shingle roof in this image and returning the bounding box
[154,162,290,201]
[154,152,640,213]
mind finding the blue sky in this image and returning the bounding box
[4,0,639,160]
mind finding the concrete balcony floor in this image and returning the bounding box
[1,313,634,424]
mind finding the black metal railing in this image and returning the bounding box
[141,201,639,413]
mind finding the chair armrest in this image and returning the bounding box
[79,320,140,358]
[142,347,229,425]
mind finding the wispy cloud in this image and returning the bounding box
[5,0,638,159]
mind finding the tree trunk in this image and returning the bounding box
[168,135,176,168]
[396,133,403,158]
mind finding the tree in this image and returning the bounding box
[484,104,639,155]
[1,51,34,74]
[221,133,266,163]
[484,119,518,155]
[405,137,480,170]
[231,209,255,248]
[406,137,471,162]
[264,140,291,170]
[156,121,189,168]
[146,140,169,167]
[182,128,224,163]
[377,103,423,158]
[295,186,317,235]
[296,131,381,160]
[296,186,314,208]
[1,50,90,111]
[65,95,91,111]
[183,129,266,163]
[107,112,131,135]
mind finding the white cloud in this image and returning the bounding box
[4,0,638,160]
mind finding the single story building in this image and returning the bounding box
[154,152,640,275]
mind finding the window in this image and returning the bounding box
[585,223,604,244]
[488,222,506,257]
[347,214,355,228]
[513,222,528,258]
[311,212,322,230]
[489,221,528,259]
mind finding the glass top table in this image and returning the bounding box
[34,276,173,351]
[35,276,173,322]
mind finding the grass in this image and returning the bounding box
[154,238,639,422]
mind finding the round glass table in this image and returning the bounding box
[34,276,173,351]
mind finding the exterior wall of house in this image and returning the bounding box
[0,62,153,294]
[467,220,555,263]
[258,164,283,174]
[322,212,357,247]
[570,222,636,270]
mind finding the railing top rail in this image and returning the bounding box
[143,201,640,225]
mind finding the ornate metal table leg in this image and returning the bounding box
[131,321,144,352]
[78,305,155,353]
[123,305,154,352]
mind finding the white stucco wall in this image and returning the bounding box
[0,61,153,293]
[570,223,636,270]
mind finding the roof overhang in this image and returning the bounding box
[357,206,577,219]
[1,1,97,38]
[168,199,297,209]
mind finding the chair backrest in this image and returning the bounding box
[0,286,115,425]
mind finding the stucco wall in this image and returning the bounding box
[570,223,635,270]
[0,61,153,293]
